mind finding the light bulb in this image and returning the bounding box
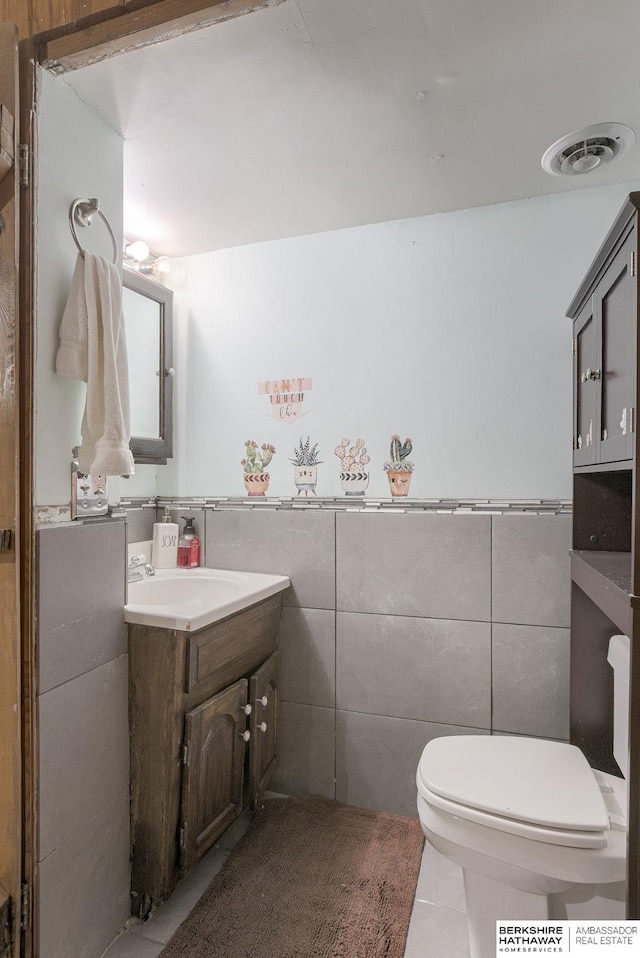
[125,240,150,262]
[152,255,173,277]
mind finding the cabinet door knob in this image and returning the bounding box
[258,722,267,733]
[242,704,252,715]
[241,730,251,742]
[258,695,268,707]
[581,367,601,382]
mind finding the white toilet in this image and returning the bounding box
[416,634,630,958]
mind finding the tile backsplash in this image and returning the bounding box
[37,519,129,958]
[201,505,572,815]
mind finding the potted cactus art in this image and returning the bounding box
[290,436,322,497]
[242,440,276,496]
[384,435,414,497]
[335,437,370,496]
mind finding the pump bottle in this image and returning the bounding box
[177,517,200,568]
[151,507,179,568]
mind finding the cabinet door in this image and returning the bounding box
[574,299,598,466]
[597,232,636,464]
[249,653,279,810]
[180,679,248,871]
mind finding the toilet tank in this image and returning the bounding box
[607,634,631,779]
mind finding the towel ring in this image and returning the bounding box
[69,198,119,265]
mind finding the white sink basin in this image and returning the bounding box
[124,567,290,632]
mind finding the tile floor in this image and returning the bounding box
[100,806,470,958]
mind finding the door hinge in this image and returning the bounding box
[572,338,577,356]
[182,742,189,766]
[632,250,637,278]
[179,824,187,849]
[20,883,30,931]
[630,408,635,434]
[18,144,29,189]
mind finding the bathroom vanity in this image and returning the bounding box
[567,191,640,916]
[128,593,283,918]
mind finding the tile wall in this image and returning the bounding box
[204,508,572,816]
[35,502,570,958]
[36,508,155,958]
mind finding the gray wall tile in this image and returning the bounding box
[39,655,130,860]
[38,789,130,958]
[38,521,126,693]
[280,607,336,708]
[336,612,491,728]
[124,506,157,546]
[336,710,487,816]
[492,623,570,740]
[336,513,491,620]
[206,509,335,609]
[271,702,335,799]
[492,515,571,627]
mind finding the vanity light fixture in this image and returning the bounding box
[123,238,172,282]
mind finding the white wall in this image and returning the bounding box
[35,69,157,507]
[162,183,639,500]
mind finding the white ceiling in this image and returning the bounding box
[63,0,640,258]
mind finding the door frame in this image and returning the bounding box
[0,23,36,958]
[18,35,36,958]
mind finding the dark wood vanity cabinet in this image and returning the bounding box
[566,192,640,917]
[128,595,282,917]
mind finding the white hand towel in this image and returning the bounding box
[56,251,136,477]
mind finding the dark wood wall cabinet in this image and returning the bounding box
[566,192,640,917]
[128,595,282,918]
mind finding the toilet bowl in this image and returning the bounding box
[415,634,630,958]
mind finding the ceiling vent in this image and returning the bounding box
[541,123,635,176]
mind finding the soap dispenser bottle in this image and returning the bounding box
[151,507,179,568]
[177,517,200,568]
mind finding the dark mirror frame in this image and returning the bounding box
[123,267,174,465]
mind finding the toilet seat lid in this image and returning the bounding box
[418,736,609,833]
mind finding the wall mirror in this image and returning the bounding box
[123,267,174,464]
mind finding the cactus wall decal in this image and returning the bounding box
[384,434,414,497]
[290,436,322,496]
[335,437,370,496]
[241,440,276,496]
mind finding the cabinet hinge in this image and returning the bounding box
[20,883,30,931]
[182,742,189,766]
[632,250,637,278]
[630,408,635,434]
[18,144,29,189]
[572,338,577,356]
[179,824,187,849]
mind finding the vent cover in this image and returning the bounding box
[541,123,635,176]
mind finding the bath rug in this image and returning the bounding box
[158,794,424,958]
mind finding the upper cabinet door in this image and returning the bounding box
[571,223,637,470]
[574,299,598,467]
[597,232,636,465]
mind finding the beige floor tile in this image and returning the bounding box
[403,901,470,958]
